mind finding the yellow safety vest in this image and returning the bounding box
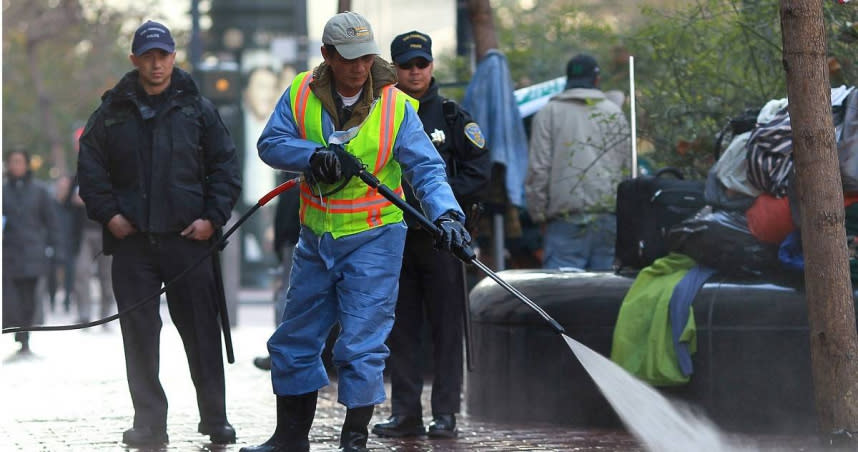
[289,71,417,238]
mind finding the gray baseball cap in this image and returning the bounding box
[322,11,380,60]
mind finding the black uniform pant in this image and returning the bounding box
[388,227,464,417]
[112,233,227,429]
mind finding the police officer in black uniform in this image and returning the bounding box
[77,21,241,447]
[372,30,491,439]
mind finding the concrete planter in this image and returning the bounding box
[465,270,820,433]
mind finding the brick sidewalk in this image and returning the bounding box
[0,302,841,451]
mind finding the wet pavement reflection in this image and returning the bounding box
[1,304,854,451]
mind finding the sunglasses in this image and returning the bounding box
[397,60,431,70]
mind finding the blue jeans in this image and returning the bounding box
[542,213,616,271]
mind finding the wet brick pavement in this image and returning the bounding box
[0,299,847,451]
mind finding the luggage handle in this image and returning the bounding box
[654,167,684,180]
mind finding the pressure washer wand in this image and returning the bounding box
[352,167,566,335]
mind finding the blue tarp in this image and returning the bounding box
[463,50,529,207]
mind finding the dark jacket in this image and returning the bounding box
[78,68,241,252]
[403,78,491,220]
[2,173,59,278]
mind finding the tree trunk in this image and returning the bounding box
[467,0,498,62]
[337,0,351,13]
[780,0,858,436]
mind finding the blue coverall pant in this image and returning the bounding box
[268,222,407,408]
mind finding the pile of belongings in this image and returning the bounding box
[667,85,858,279]
[611,85,857,386]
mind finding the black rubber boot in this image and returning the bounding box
[240,391,317,452]
[122,426,169,447]
[339,405,374,452]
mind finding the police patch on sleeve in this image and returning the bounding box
[464,122,486,149]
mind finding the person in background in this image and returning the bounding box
[77,20,241,447]
[242,11,470,452]
[372,30,490,440]
[47,174,74,314]
[241,66,281,284]
[2,149,59,354]
[525,53,631,271]
[67,175,116,325]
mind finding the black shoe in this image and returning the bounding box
[339,405,374,451]
[427,414,457,438]
[240,392,317,452]
[371,415,425,437]
[254,355,272,371]
[199,422,236,444]
[122,426,169,447]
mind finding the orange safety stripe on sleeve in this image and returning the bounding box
[294,74,313,139]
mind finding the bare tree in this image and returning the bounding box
[4,0,82,175]
[780,0,858,437]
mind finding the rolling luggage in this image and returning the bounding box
[614,168,706,270]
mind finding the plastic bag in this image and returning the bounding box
[839,89,858,191]
[667,206,780,277]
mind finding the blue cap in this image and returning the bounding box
[132,20,175,56]
[390,31,433,65]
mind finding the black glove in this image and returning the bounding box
[309,147,342,184]
[434,212,474,260]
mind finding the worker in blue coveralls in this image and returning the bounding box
[240,11,470,452]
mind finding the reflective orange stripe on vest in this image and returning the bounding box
[289,70,410,238]
[293,74,314,139]
[364,86,403,227]
[374,85,398,173]
[365,85,399,202]
[299,183,403,214]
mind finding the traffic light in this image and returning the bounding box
[195,65,241,105]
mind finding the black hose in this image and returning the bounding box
[2,177,301,334]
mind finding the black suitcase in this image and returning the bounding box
[614,168,706,270]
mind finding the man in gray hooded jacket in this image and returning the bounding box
[525,54,631,270]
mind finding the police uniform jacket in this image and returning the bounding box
[403,78,490,223]
[78,68,241,252]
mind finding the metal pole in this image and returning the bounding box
[461,262,474,371]
[629,55,637,178]
[190,0,202,69]
[493,213,504,270]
